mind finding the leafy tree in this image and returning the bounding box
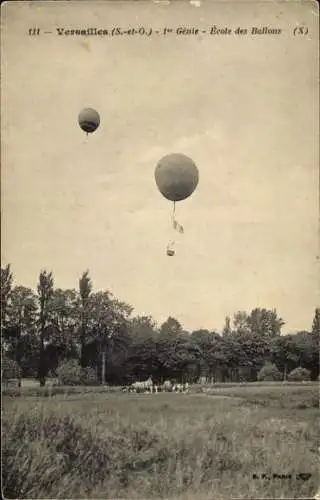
[1,264,13,331]
[233,308,284,337]
[270,330,318,381]
[202,334,229,382]
[190,330,220,381]
[220,334,248,382]
[79,270,93,366]
[312,308,320,341]
[310,308,320,379]
[233,311,251,335]
[130,315,158,343]
[222,316,232,336]
[257,362,282,381]
[174,340,202,382]
[3,286,38,373]
[291,330,318,380]
[155,337,202,383]
[159,316,183,341]
[127,338,158,383]
[235,331,271,381]
[16,332,40,378]
[49,288,79,354]
[8,286,38,332]
[126,335,202,384]
[191,329,214,344]
[37,270,54,386]
[269,334,299,380]
[85,291,133,384]
[247,308,284,337]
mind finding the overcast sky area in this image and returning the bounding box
[1,1,319,334]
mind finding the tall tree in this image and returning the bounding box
[15,331,40,378]
[5,286,38,358]
[37,270,54,386]
[190,330,211,381]
[191,330,224,381]
[3,285,38,384]
[222,316,232,336]
[312,308,320,339]
[127,337,158,383]
[291,330,319,380]
[235,330,272,381]
[222,334,248,382]
[46,288,79,368]
[310,308,320,379]
[85,291,133,384]
[247,308,284,337]
[130,315,158,343]
[79,270,92,367]
[233,311,251,335]
[159,316,183,341]
[50,289,78,345]
[233,309,284,337]
[155,337,202,383]
[191,329,214,344]
[269,335,296,380]
[1,264,13,331]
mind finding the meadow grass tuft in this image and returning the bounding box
[2,384,319,499]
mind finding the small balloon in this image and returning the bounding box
[78,108,100,134]
[155,153,199,202]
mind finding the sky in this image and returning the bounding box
[1,0,319,334]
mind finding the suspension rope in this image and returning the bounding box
[172,201,184,234]
[166,202,184,256]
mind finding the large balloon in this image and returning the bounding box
[154,153,199,202]
[78,108,100,134]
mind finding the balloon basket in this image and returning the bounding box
[166,249,175,257]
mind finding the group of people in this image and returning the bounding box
[124,377,190,394]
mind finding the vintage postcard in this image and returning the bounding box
[1,0,319,499]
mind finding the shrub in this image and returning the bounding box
[56,360,82,386]
[257,363,282,382]
[288,366,311,382]
[2,408,243,499]
[2,411,113,499]
[56,360,99,386]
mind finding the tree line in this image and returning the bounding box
[1,264,319,385]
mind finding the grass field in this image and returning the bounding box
[2,383,319,499]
